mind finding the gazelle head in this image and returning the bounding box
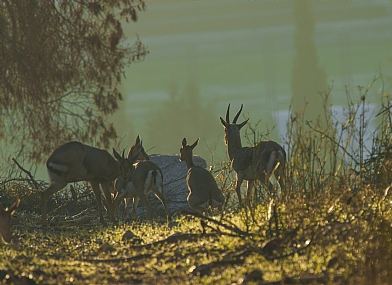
[0,199,20,244]
[113,148,134,180]
[113,136,150,180]
[127,135,149,161]
[219,104,249,146]
[180,138,199,162]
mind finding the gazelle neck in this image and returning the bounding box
[227,136,243,161]
[184,154,195,169]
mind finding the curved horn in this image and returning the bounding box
[122,149,125,159]
[233,104,243,124]
[225,104,231,123]
[135,135,141,145]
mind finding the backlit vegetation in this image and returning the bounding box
[1,82,391,284]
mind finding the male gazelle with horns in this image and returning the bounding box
[113,138,169,221]
[180,138,225,212]
[220,104,286,206]
[41,141,134,226]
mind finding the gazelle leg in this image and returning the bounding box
[277,167,285,195]
[131,197,139,220]
[89,180,107,226]
[112,190,127,218]
[124,198,130,218]
[41,174,68,226]
[138,193,152,220]
[235,173,245,206]
[101,182,115,223]
[153,189,169,220]
[246,180,254,207]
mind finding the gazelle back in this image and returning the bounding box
[220,104,286,206]
[180,138,225,212]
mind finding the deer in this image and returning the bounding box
[41,141,134,226]
[0,199,20,243]
[113,140,169,221]
[220,104,286,206]
[180,138,225,213]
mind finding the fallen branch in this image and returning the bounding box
[131,232,218,250]
[12,158,40,191]
[82,253,153,263]
[179,209,251,237]
[264,273,345,285]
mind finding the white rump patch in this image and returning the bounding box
[144,171,154,195]
[48,162,69,173]
[266,151,277,173]
[277,150,285,163]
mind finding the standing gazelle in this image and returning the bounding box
[41,142,133,226]
[180,138,225,212]
[0,199,20,243]
[220,104,286,206]
[113,142,169,220]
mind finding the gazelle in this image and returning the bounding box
[127,135,150,161]
[113,144,169,220]
[41,141,133,226]
[180,138,225,212]
[0,199,20,243]
[112,135,150,196]
[220,104,286,206]
[112,135,150,217]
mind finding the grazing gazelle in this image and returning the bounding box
[180,138,225,212]
[113,146,169,220]
[41,142,133,226]
[0,199,20,243]
[220,104,286,206]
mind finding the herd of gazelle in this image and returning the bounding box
[0,104,286,242]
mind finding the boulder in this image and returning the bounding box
[122,154,207,217]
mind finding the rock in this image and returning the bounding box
[123,154,207,217]
[98,242,116,253]
[122,230,135,241]
[151,154,206,210]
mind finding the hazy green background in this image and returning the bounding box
[13,1,390,180]
[110,1,392,166]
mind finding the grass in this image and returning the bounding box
[1,83,392,284]
[1,184,391,284]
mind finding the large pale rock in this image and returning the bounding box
[124,154,207,217]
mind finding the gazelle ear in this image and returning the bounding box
[135,135,141,145]
[182,138,187,148]
[113,148,122,161]
[238,118,249,129]
[130,151,141,163]
[191,138,199,149]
